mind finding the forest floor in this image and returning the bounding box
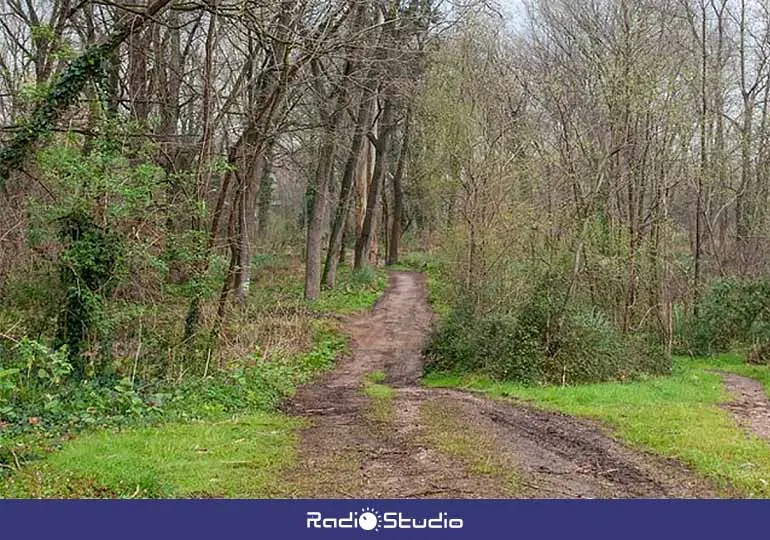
[278,271,719,498]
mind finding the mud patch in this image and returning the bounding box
[721,372,770,442]
[414,389,716,498]
[420,398,520,495]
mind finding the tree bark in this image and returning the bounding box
[387,107,411,265]
[304,136,335,301]
[355,97,395,270]
[323,86,376,288]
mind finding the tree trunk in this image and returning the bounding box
[323,86,376,288]
[234,147,265,304]
[387,107,411,265]
[355,98,394,270]
[257,149,274,237]
[304,133,336,300]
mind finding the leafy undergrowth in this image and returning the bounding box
[249,257,387,316]
[424,356,770,497]
[0,328,343,498]
[0,260,387,498]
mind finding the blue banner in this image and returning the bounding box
[0,499,764,539]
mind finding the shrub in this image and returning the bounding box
[677,278,770,356]
[476,313,545,381]
[425,293,671,385]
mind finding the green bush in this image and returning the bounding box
[476,313,544,381]
[677,278,770,356]
[425,291,670,385]
[550,309,669,384]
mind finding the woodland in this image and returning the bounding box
[3,0,770,498]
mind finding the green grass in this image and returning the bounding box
[363,370,391,399]
[1,412,300,498]
[311,267,387,314]
[424,356,770,497]
[364,383,393,400]
[0,310,348,498]
[367,370,386,384]
[363,371,394,423]
[688,353,770,394]
[245,257,387,316]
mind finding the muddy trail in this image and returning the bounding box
[282,271,715,498]
[722,372,770,442]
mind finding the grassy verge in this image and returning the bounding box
[311,266,388,314]
[0,260,388,498]
[420,400,519,494]
[424,356,770,497]
[0,328,342,498]
[1,412,301,498]
[688,353,770,393]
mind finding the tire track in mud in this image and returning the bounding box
[281,271,716,498]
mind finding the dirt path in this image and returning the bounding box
[722,372,770,442]
[282,271,715,498]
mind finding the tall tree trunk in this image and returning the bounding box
[234,146,265,304]
[127,28,150,124]
[304,57,356,300]
[305,130,337,300]
[387,107,411,265]
[323,85,375,288]
[257,148,274,237]
[355,98,394,270]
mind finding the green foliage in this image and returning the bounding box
[425,272,670,385]
[311,266,387,314]
[0,266,60,338]
[425,307,543,381]
[14,135,167,377]
[551,309,669,384]
[56,208,122,374]
[678,278,770,358]
[0,42,114,186]
[0,325,345,473]
[169,325,344,419]
[392,251,434,271]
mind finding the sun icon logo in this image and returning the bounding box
[358,507,382,532]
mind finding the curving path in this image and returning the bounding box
[282,271,716,498]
